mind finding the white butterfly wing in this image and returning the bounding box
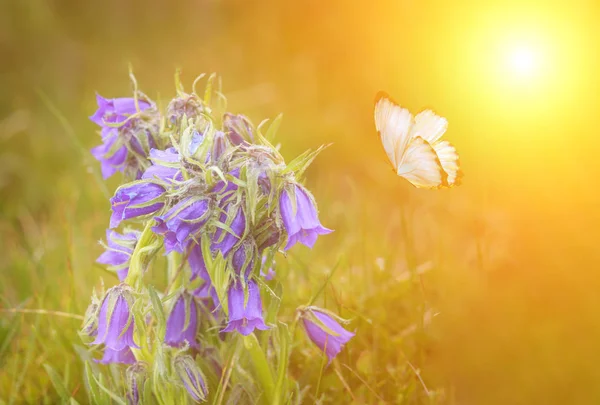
[410,110,448,145]
[396,136,446,189]
[433,140,462,186]
[374,94,413,169]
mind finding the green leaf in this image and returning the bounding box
[43,363,71,401]
[148,285,166,340]
[265,113,283,142]
[92,374,127,405]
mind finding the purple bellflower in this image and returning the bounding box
[97,230,139,281]
[90,95,154,179]
[97,346,136,365]
[222,279,269,336]
[152,197,210,254]
[211,204,245,257]
[174,355,209,402]
[279,184,332,250]
[92,284,139,351]
[223,113,254,145]
[165,292,200,349]
[142,147,183,183]
[110,181,165,228]
[300,306,355,364]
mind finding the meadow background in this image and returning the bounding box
[1,0,600,403]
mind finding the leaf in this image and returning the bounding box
[264,113,283,142]
[148,285,166,340]
[43,363,71,401]
[92,374,127,405]
[243,334,275,405]
[273,322,291,405]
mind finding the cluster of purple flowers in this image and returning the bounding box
[81,75,354,403]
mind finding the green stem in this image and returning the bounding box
[243,333,275,404]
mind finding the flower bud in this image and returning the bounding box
[142,147,183,183]
[126,361,148,405]
[211,203,245,257]
[173,355,209,402]
[223,113,254,145]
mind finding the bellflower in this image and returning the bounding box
[165,292,200,348]
[90,95,155,179]
[142,147,183,183]
[299,306,355,363]
[153,197,211,254]
[97,346,136,365]
[222,280,269,336]
[211,204,245,257]
[110,181,166,228]
[173,355,209,402]
[279,184,332,250]
[96,230,139,281]
[92,284,139,351]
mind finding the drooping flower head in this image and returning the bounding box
[97,230,140,281]
[173,355,209,403]
[153,197,211,254]
[96,346,136,365]
[299,306,355,364]
[165,292,200,348]
[110,181,166,228]
[92,284,139,351]
[223,113,254,146]
[222,279,269,336]
[126,362,148,405]
[90,94,160,179]
[279,183,332,250]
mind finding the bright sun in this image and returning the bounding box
[509,46,537,76]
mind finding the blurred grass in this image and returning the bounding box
[1,0,600,404]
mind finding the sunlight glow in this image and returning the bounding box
[508,46,537,76]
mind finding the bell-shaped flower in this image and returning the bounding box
[153,197,211,254]
[126,362,148,405]
[279,184,332,250]
[110,181,166,228]
[97,346,136,365]
[90,95,157,179]
[96,230,139,281]
[222,279,269,336]
[173,355,209,402]
[211,204,245,257]
[165,292,199,348]
[142,147,183,183]
[299,306,355,363]
[92,284,139,351]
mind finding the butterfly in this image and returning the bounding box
[374,92,462,189]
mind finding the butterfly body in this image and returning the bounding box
[374,92,462,189]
